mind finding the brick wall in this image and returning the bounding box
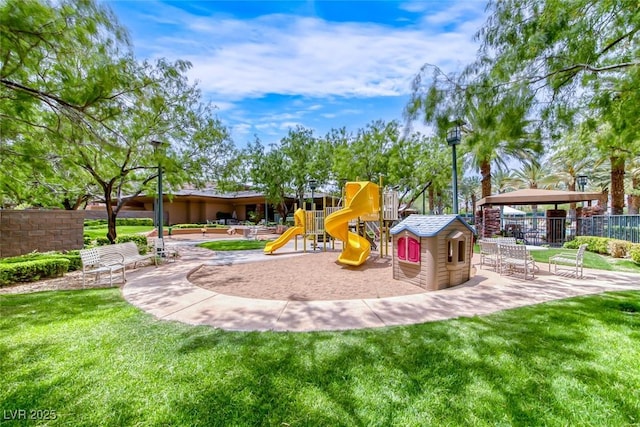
[0,210,85,258]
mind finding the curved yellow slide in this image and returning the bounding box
[325,181,379,266]
[264,208,305,254]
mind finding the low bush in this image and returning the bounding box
[84,218,153,227]
[88,234,150,254]
[172,223,229,229]
[116,234,148,249]
[564,236,610,254]
[630,244,640,264]
[565,236,633,258]
[608,239,632,258]
[0,258,70,286]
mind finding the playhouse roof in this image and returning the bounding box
[390,214,475,237]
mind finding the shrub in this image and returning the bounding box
[608,239,632,258]
[95,237,110,246]
[630,244,640,265]
[564,236,610,254]
[0,258,70,286]
[116,234,150,254]
[84,218,153,227]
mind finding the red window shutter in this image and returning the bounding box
[408,238,421,262]
[398,237,406,260]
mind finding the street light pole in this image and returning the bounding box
[577,175,588,192]
[446,126,461,214]
[151,140,164,254]
[309,179,318,210]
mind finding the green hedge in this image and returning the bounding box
[563,236,632,258]
[84,218,154,227]
[90,234,150,254]
[630,244,640,264]
[171,223,229,229]
[0,252,81,271]
[0,258,70,286]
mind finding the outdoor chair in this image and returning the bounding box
[479,240,500,271]
[499,243,536,279]
[548,244,588,278]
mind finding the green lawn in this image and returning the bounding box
[474,244,640,274]
[198,239,269,251]
[83,225,155,240]
[1,289,639,426]
[529,248,640,274]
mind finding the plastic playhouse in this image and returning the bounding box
[390,214,475,290]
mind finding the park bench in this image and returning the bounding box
[499,243,536,280]
[96,241,157,269]
[79,242,156,287]
[549,243,588,278]
[79,247,126,287]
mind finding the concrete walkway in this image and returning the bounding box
[123,238,640,332]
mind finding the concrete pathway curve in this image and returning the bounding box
[123,240,640,332]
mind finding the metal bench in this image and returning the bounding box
[549,244,587,278]
[79,248,126,287]
[499,243,536,280]
[97,241,157,269]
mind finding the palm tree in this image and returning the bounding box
[460,95,542,198]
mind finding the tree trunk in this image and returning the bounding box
[471,194,477,219]
[480,160,491,198]
[630,174,640,215]
[568,179,576,217]
[610,156,625,215]
[103,184,117,244]
[106,202,117,243]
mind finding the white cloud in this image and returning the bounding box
[139,4,485,101]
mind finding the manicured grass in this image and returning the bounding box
[198,239,269,251]
[1,289,639,425]
[474,244,640,274]
[83,225,154,239]
[529,248,640,273]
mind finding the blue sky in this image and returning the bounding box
[107,1,488,147]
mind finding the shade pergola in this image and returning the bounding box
[477,189,603,207]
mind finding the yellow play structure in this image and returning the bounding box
[263,208,305,254]
[325,181,379,266]
[264,180,398,267]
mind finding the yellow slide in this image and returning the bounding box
[264,208,305,254]
[325,182,379,266]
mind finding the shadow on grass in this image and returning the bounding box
[1,289,639,425]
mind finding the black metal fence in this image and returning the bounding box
[500,214,640,246]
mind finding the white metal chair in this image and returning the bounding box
[499,243,536,279]
[79,248,126,287]
[549,244,588,278]
[479,240,500,271]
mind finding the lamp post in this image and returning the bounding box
[577,175,588,192]
[308,179,318,210]
[446,126,461,214]
[150,140,164,254]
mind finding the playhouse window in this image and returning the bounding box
[398,236,420,263]
[446,230,466,265]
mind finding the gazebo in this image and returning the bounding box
[476,189,603,244]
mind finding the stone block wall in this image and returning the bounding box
[0,210,85,258]
[476,208,501,238]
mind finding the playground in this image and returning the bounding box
[190,249,424,301]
